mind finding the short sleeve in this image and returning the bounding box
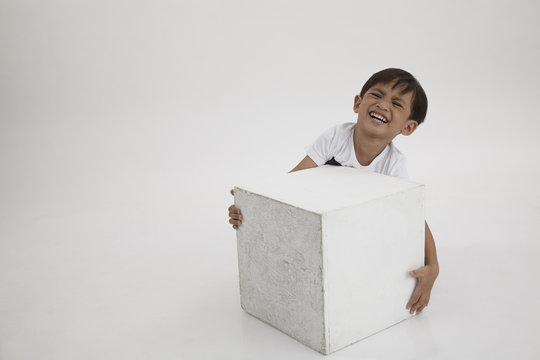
[389,157,409,178]
[305,125,338,166]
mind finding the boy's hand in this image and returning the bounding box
[406,264,439,314]
[228,189,242,230]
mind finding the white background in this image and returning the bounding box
[1,1,539,359]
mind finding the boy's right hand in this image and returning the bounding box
[228,189,242,230]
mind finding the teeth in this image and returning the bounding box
[369,112,388,123]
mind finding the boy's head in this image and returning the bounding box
[359,68,428,125]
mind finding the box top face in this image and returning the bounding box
[235,166,424,214]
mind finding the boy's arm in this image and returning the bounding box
[406,221,439,314]
[424,222,439,269]
[289,155,318,173]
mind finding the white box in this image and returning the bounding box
[234,166,425,355]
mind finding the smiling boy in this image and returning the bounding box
[228,68,439,315]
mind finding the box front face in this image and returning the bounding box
[235,188,326,353]
[322,186,425,353]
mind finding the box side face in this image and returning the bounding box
[322,186,425,353]
[235,188,326,353]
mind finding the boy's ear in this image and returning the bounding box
[353,95,362,113]
[401,119,418,136]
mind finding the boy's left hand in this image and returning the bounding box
[406,264,439,314]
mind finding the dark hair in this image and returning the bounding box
[360,68,428,124]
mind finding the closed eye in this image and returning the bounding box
[393,101,403,109]
[370,92,382,98]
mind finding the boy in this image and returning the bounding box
[228,68,439,315]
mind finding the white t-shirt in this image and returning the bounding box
[305,122,409,178]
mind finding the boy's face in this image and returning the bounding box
[353,80,418,141]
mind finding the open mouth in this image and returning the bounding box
[369,111,388,124]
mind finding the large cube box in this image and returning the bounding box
[234,166,425,355]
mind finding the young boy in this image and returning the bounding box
[228,68,439,315]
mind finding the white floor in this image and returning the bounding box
[1,194,539,360]
[2,2,540,357]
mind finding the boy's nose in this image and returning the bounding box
[376,101,389,111]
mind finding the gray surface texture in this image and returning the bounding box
[235,189,325,352]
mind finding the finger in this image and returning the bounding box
[407,289,421,310]
[412,302,425,314]
[230,189,235,196]
[422,293,430,308]
[410,296,422,314]
[229,213,242,221]
[228,207,242,217]
[416,304,427,314]
[228,204,242,214]
[410,294,426,314]
[409,267,426,279]
[229,219,242,225]
[233,225,238,230]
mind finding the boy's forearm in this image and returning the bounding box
[425,222,439,272]
[289,155,318,173]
